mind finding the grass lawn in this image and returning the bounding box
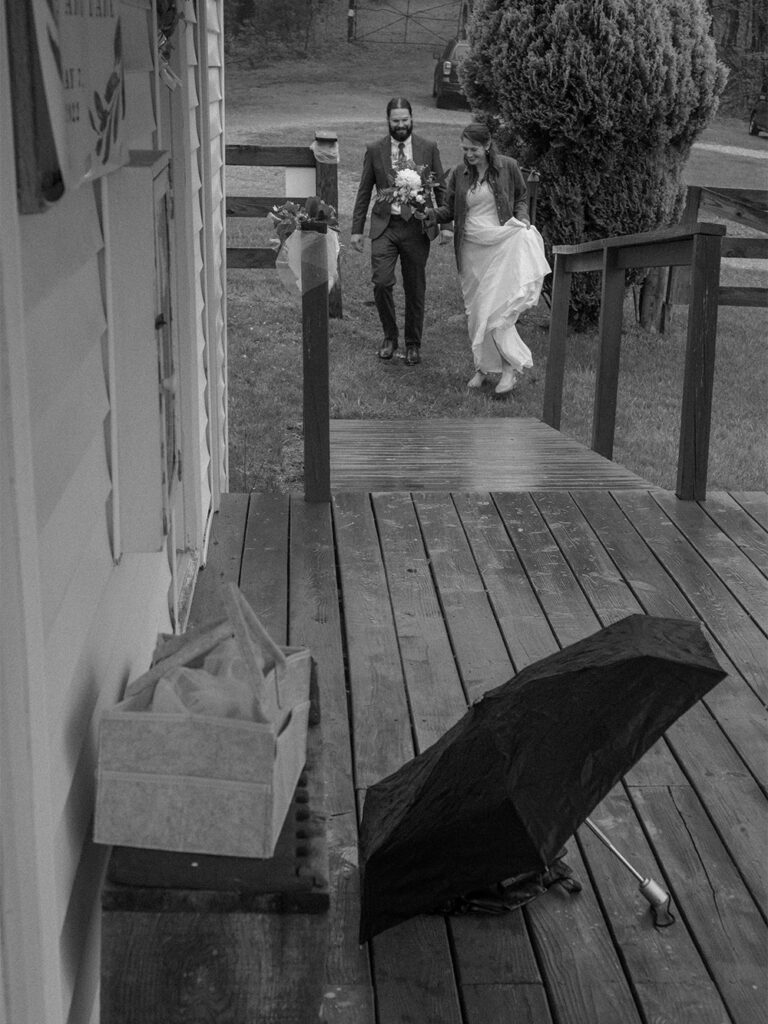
[224,46,768,495]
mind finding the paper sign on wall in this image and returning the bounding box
[31,0,129,191]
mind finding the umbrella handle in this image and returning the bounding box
[585,818,644,881]
[585,818,674,926]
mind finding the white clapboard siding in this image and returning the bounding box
[19,185,102,313]
[197,0,228,499]
[2,0,226,1018]
[1,12,63,1019]
[54,552,171,1022]
[38,431,112,635]
[31,338,110,531]
[160,13,212,561]
[52,557,172,931]
[23,261,106,428]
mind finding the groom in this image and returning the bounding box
[351,98,445,365]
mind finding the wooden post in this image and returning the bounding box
[525,170,540,225]
[347,0,356,41]
[301,221,331,503]
[313,131,342,319]
[592,247,625,460]
[541,253,571,430]
[676,231,721,501]
[664,187,702,319]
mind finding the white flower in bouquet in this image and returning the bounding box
[396,168,423,193]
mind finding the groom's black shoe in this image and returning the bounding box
[405,344,421,366]
[379,340,396,360]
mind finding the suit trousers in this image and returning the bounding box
[371,216,430,347]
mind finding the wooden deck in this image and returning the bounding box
[161,482,767,1024]
[329,418,654,491]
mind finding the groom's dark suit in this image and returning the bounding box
[352,134,445,353]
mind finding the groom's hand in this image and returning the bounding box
[351,234,364,252]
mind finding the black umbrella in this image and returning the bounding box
[359,615,726,942]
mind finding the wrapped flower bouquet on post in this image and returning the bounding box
[268,195,340,293]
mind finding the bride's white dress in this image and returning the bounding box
[460,181,551,375]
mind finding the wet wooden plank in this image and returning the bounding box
[612,491,768,705]
[411,493,549,1015]
[701,491,768,577]
[730,491,768,530]
[101,912,327,1024]
[463,984,553,1024]
[334,493,465,1023]
[410,492,513,700]
[492,491,600,647]
[653,491,768,629]
[494,491,737,1024]
[187,492,249,627]
[525,840,644,1024]
[332,492,413,791]
[626,786,768,1024]
[288,500,375,1023]
[240,491,290,641]
[330,419,653,492]
[371,492,468,748]
[532,491,763,1013]
[484,493,652,1024]
[571,489,768,790]
[609,491,768,911]
[453,492,559,671]
[582,790,751,1024]
[372,917,462,1024]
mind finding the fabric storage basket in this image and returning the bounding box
[94,584,313,859]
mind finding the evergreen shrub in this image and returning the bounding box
[462,0,728,327]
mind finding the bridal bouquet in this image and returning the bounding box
[378,160,439,218]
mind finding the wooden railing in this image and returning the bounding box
[666,187,768,312]
[226,140,338,502]
[226,136,342,317]
[542,222,726,502]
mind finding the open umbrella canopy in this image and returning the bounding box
[359,615,726,942]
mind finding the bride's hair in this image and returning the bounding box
[461,122,500,185]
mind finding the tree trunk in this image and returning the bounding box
[638,267,670,333]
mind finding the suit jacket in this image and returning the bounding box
[351,133,446,242]
[437,156,529,271]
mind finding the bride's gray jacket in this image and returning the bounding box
[437,156,529,271]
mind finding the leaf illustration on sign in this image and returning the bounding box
[89,18,124,165]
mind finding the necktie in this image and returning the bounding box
[397,142,405,164]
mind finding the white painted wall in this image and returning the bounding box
[0,1,228,1020]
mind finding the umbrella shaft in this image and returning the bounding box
[585,818,644,882]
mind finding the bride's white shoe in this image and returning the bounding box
[495,367,517,394]
[467,371,486,389]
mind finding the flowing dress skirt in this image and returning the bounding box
[459,182,551,374]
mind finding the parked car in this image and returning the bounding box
[748,91,768,136]
[432,38,471,109]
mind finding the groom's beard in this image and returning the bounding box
[390,125,413,142]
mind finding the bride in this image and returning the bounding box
[436,123,551,395]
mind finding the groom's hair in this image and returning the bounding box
[386,97,413,117]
